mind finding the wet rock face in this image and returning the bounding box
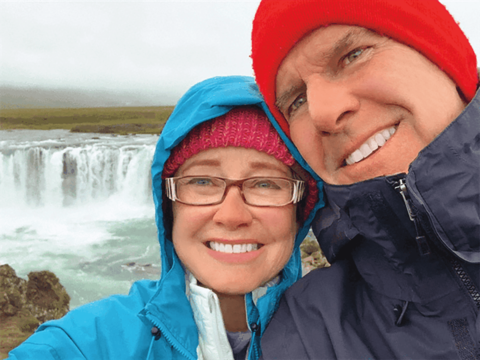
[0,264,70,357]
[0,264,28,317]
[300,234,331,275]
[25,270,71,323]
[0,265,70,322]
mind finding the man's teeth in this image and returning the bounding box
[346,127,396,165]
[209,242,258,253]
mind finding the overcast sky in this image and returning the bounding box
[1,0,479,106]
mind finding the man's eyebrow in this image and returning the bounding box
[275,28,369,114]
[324,27,371,62]
[275,84,305,115]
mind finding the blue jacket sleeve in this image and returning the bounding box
[7,326,86,360]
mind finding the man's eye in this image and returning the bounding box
[288,94,307,116]
[342,47,369,66]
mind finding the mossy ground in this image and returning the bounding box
[0,106,175,135]
[0,313,33,359]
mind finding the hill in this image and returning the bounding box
[0,86,178,110]
[0,105,175,135]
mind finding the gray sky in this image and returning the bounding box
[1,0,479,106]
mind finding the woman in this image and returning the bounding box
[8,76,322,360]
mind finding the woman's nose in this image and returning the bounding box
[212,186,253,229]
[306,77,360,134]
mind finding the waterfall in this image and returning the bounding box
[0,130,161,308]
[0,139,156,209]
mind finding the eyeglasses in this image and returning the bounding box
[165,176,305,207]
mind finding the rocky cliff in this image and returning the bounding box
[300,233,330,275]
[0,265,70,358]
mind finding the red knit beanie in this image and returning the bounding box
[251,0,478,136]
[163,106,318,222]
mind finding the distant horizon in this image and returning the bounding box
[0,85,180,110]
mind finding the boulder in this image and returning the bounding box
[0,264,70,358]
[0,264,27,317]
[25,270,70,323]
[300,234,331,275]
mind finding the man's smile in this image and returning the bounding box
[345,126,396,166]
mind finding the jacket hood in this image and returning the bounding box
[146,76,324,357]
[152,75,323,280]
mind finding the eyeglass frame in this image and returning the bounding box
[164,175,306,207]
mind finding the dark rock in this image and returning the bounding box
[25,270,70,323]
[19,315,41,333]
[300,236,321,256]
[0,264,70,358]
[300,234,331,275]
[0,264,27,317]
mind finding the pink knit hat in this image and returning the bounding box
[251,0,478,136]
[163,106,318,222]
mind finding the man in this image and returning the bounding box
[251,0,479,359]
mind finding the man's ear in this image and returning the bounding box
[457,86,468,104]
[456,69,479,104]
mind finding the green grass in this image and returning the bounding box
[0,106,175,135]
[0,313,33,359]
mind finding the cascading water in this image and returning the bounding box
[0,130,161,308]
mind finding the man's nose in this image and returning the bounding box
[306,77,359,134]
[212,186,253,229]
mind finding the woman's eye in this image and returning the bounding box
[343,48,366,65]
[188,178,213,186]
[288,94,307,117]
[253,180,280,190]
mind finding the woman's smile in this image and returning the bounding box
[206,241,266,264]
[207,241,263,254]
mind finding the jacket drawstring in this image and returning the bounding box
[147,327,161,359]
[394,301,410,327]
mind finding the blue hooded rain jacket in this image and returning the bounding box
[8,76,323,360]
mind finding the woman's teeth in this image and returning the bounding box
[345,127,396,165]
[209,242,259,253]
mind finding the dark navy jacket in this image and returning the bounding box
[260,90,480,360]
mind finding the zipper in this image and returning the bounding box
[248,322,261,360]
[145,313,196,360]
[449,258,480,309]
[393,178,431,256]
[393,177,480,310]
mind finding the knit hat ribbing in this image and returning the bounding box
[163,106,318,221]
[251,0,478,136]
[163,106,295,177]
